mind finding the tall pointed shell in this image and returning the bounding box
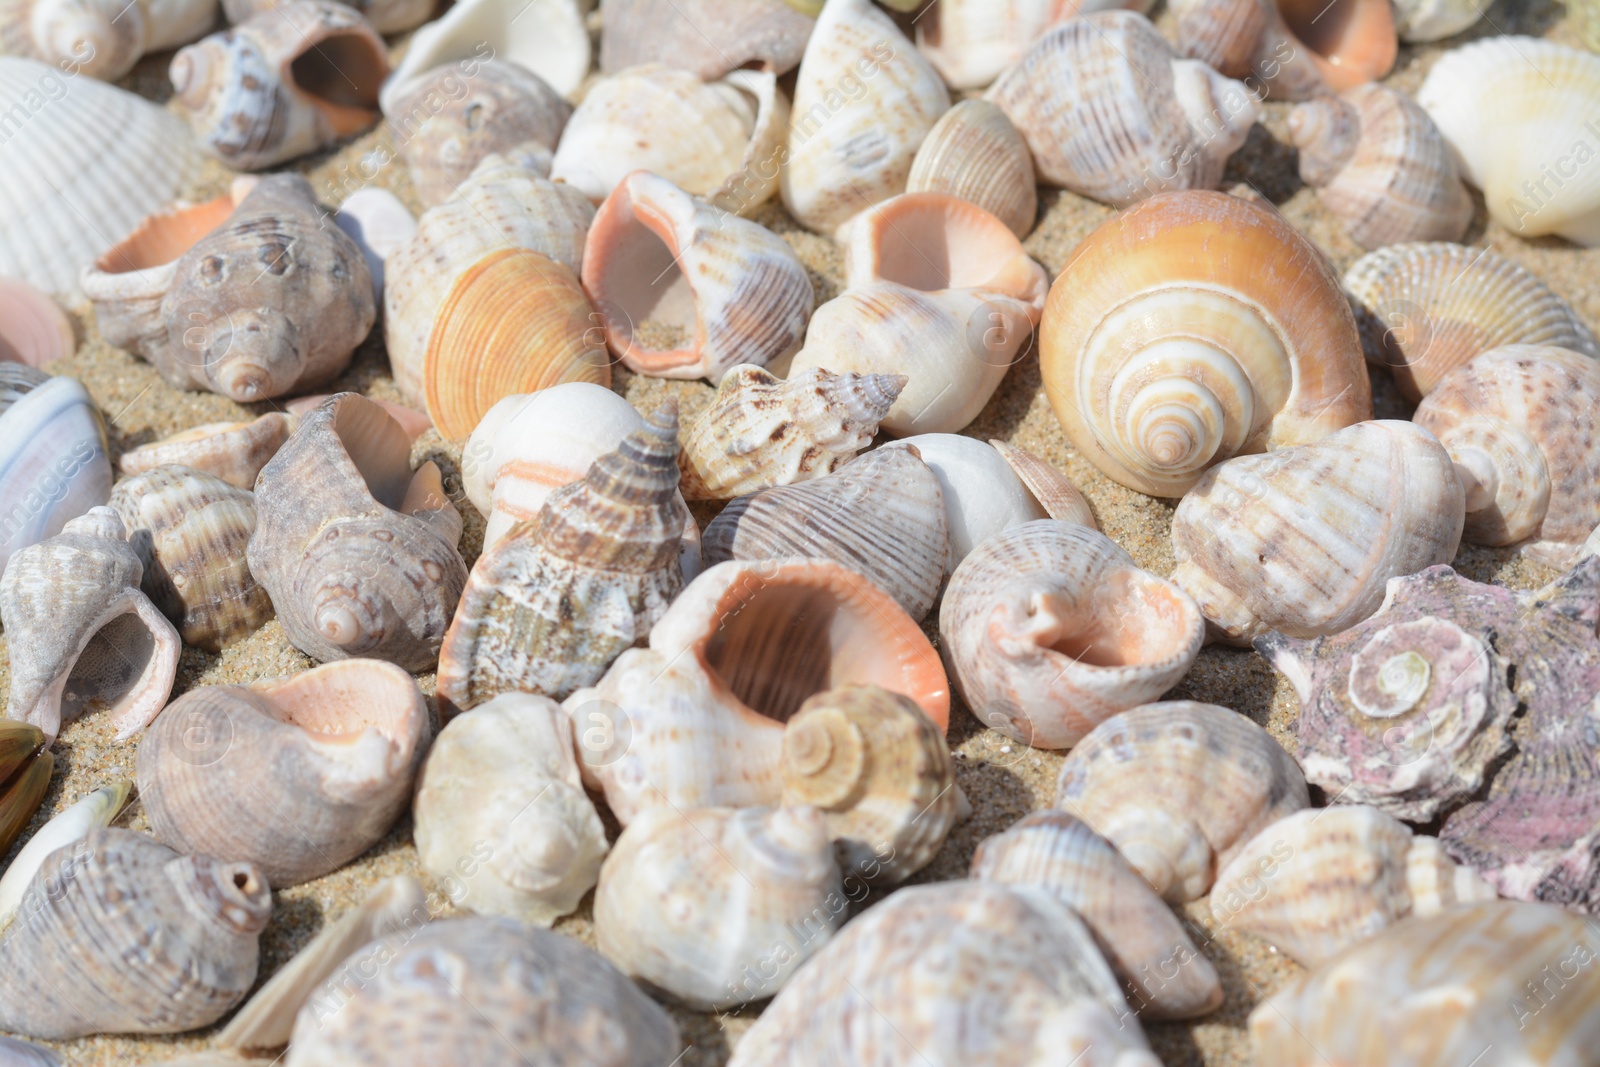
[413,692,608,926]
[1054,701,1310,903]
[1344,242,1600,402]
[137,660,430,887]
[595,805,843,1009]
[906,99,1038,239]
[1171,0,1396,100]
[972,810,1223,1020]
[728,881,1163,1067]
[582,171,814,383]
[599,0,814,79]
[0,781,130,929]
[0,279,73,368]
[1171,421,1464,645]
[247,393,469,672]
[436,405,687,717]
[779,0,950,236]
[1288,84,1473,250]
[916,0,1150,91]
[942,520,1204,749]
[0,0,149,80]
[0,828,270,1039]
[702,446,947,621]
[118,413,293,490]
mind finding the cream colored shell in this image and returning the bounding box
[118,413,294,490]
[916,0,1150,90]
[0,0,149,81]
[380,0,589,111]
[906,99,1038,238]
[598,0,814,80]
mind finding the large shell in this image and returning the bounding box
[1054,701,1310,903]
[942,520,1204,749]
[0,0,156,80]
[118,412,293,490]
[916,0,1150,91]
[598,0,814,79]
[1170,0,1396,100]
[906,99,1038,239]
[0,782,130,929]
[1343,241,1600,402]
[1171,420,1464,645]
[0,721,50,858]
[1040,190,1372,497]
[380,0,589,112]
[247,393,469,672]
[412,692,608,926]
[137,659,430,887]
[728,881,1163,1067]
[0,827,270,1039]
[972,810,1223,1020]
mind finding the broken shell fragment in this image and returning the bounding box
[0,781,130,929]
[916,0,1151,91]
[117,413,294,490]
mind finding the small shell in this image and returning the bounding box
[380,0,589,112]
[222,0,432,34]
[0,0,148,82]
[1171,0,1396,99]
[972,810,1223,1020]
[1054,701,1310,903]
[1344,242,1600,402]
[118,413,294,490]
[1288,84,1473,250]
[595,805,842,1009]
[906,99,1038,239]
[916,0,1151,91]
[1210,805,1495,967]
[0,781,130,928]
[332,187,416,306]
[0,827,271,1039]
[0,279,73,367]
[942,520,1204,749]
[247,393,469,672]
[702,446,947,621]
[1172,421,1464,645]
[1391,0,1481,40]
[0,721,50,858]
[598,0,814,79]
[413,692,608,926]
[582,171,814,383]
[137,659,430,887]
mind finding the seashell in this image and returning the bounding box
[413,692,608,925]
[728,881,1163,1067]
[1288,84,1473,250]
[702,446,947,621]
[137,659,430,887]
[221,0,431,34]
[780,0,949,236]
[989,439,1098,529]
[1250,901,1600,1066]
[1171,420,1463,645]
[0,57,202,299]
[118,413,294,490]
[1209,805,1495,967]
[942,520,1204,750]
[595,804,842,1009]
[0,827,271,1039]
[987,13,1260,207]
[0,721,50,859]
[552,65,788,214]
[247,393,469,672]
[599,0,814,80]
[286,394,430,441]
[380,0,588,113]
[1414,345,1600,564]
[906,99,1038,239]
[972,810,1223,1020]
[1419,37,1600,245]
[582,171,814,383]
[1344,241,1600,402]
[144,0,216,49]
[332,187,415,307]
[0,1038,56,1066]
[678,364,903,501]
[571,557,950,826]
[916,0,1153,91]
[1390,0,1480,40]
[171,0,388,171]
[386,60,571,208]
[285,916,681,1065]
[1054,701,1310,903]
[0,279,73,367]
[2,508,180,745]
[1039,190,1372,497]
[0,781,129,929]
[1172,0,1396,100]
[781,685,958,886]
[0,0,150,82]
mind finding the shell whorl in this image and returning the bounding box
[1288,95,1360,186]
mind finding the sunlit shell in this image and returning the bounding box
[118,413,293,490]
[599,0,814,79]
[380,0,589,112]
[0,279,73,368]
[906,99,1038,238]
[0,782,129,929]
[1170,0,1396,99]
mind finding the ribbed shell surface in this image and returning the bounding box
[906,99,1038,238]
[0,372,112,579]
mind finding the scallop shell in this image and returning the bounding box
[972,810,1224,1020]
[916,0,1151,91]
[1288,84,1473,250]
[1391,0,1480,40]
[0,781,130,929]
[222,0,431,33]
[0,0,148,83]
[1343,241,1600,402]
[0,827,271,1039]
[1040,190,1372,497]
[0,279,73,367]
[247,393,469,672]
[595,804,842,1009]
[1172,420,1464,645]
[117,413,294,490]
[942,520,1204,750]
[1054,701,1310,903]
[1171,0,1396,100]
[598,0,814,80]
[906,99,1038,238]
[582,171,814,383]
[413,692,608,926]
[0,721,50,858]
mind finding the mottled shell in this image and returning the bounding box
[380,0,589,112]
[137,660,430,887]
[0,721,50,859]
[1040,190,1372,497]
[1171,0,1396,99]
[285,917,681,1066]
[0,278,73,367]
[1054,701,1310,903]
[728,881,1162,1067]
[118,413,293,490]
[0,828,270,1039]
[413,693,608,926]
[972,809,1223,1020]
[1171,420,1464,645]
[906,99,1038,238]
[599,0,814,79]
[781,685,958,886]
[916,0,1148,91]
[942,520,1204,749]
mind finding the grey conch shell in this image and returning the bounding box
[2,507,181,744]
[0,827,271,1039]
[248,393,469,672]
